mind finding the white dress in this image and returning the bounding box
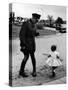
[46,51,62,66]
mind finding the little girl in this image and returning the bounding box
[43,45,63,77]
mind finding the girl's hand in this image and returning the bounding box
[60,59,63,62]
[42,53,49,56]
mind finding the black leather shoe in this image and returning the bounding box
[32,72,37,77]
[19,71,28,77]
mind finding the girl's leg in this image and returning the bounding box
[51,67,57,77]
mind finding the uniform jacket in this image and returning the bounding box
[19,19,39,52]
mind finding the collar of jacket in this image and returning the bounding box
[29,19,34,24]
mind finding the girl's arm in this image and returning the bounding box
[42,53,51,57]
[48,54,51,57]
[56,55,63,62]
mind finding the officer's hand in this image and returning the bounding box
[35,32,39,36]
[23,46,26,49]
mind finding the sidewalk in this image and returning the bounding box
[44,76,66,85]
[12,65,66,87]
[12,33,66,87]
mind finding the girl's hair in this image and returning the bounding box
[51,45,56,51]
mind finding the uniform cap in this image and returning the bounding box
[32,13,41,19]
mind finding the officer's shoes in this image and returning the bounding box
[19,72,28,78]
[32,72,37,77]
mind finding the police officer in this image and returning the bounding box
[19,13,41,77]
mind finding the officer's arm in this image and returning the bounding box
[19,24,26,45]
